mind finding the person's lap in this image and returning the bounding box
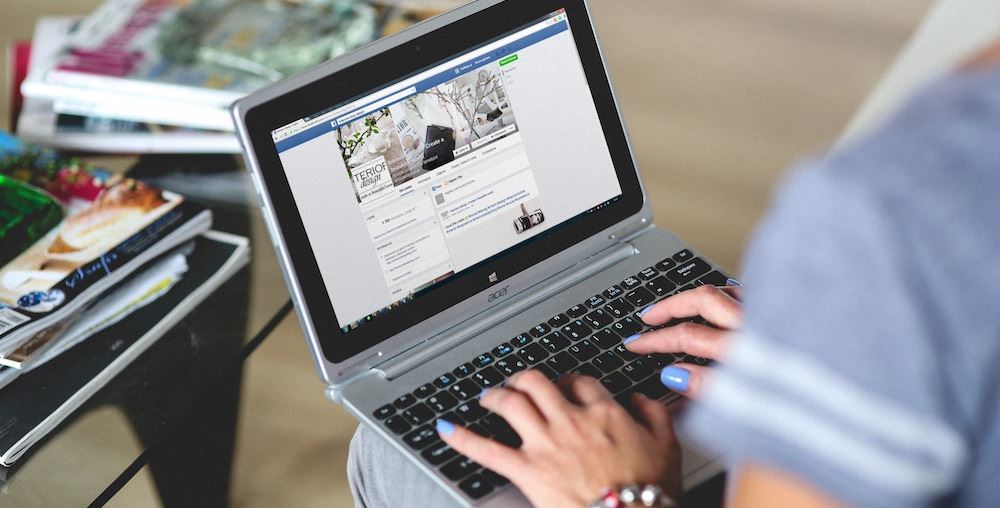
[348,424,464,508]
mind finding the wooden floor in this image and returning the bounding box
[0,0,931,506]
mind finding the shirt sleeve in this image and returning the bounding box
[678,72,1000,507]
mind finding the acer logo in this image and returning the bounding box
[488,285,510,303]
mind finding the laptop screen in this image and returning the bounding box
[270,9,623,334]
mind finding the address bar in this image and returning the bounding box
[335,86,417,126]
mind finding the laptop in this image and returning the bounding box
[232,0,728,505]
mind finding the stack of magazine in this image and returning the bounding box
[0,131,249,468]
[11,0,448,153]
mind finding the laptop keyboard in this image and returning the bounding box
[371,249,728,501]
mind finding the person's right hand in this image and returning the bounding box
[624,284,743,398]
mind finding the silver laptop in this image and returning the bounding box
[232,0,727,505]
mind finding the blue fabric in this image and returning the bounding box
[684,68,1000,507]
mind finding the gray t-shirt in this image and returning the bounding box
[684,69,1000,507]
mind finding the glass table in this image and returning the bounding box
[0,154,292,506]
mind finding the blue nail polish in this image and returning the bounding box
[638,304,655,317]
[436,419,456,437]
[661,366,691,391]
[478,388,491,400]
[623,333,642,345]
[725,278,743,287]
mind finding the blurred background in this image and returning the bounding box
[0,0,932,505]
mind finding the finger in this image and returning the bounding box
[659,363,713,399]
[560,374,613,406]
[959,39,1000,72]
[718,285,743,301]
[437,419,524,480]
[638,285,743,329]
[625,322,729,360]
[505,369,574,423]
[479,386,549,439]
[629,393,675,443]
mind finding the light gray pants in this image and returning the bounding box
[348,424,464,508]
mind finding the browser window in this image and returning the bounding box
[272,10,622,332]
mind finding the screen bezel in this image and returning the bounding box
[242,0,644,364]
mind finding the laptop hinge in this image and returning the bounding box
[374,239,640,381]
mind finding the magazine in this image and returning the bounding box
[0,231,250,467]
[0,131,212,355]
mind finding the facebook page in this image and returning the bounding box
[273,10,623,332]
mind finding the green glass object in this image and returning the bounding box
[0,174,65,268]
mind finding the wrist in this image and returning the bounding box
[586,484,676,508]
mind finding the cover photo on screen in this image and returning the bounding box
[336,61,518,208]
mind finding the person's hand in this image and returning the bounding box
[437,370,681,507]
[625,284,743,398]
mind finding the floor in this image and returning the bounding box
[0,0,932,506]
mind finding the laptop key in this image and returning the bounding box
[473,353,495,368]
[510,333,532,348]
[439,411,463,424]
[422,441,459,466]
[495,357,527,376]
[479,414,513,435]
[540,332,570,353]
[414,383,436,399]
[492,342,514,358]
[620,276,641,290]
[547,313,569,328]
[433,373,457,389]
[611,316,643,338]
[494,430,523,448]
[647,276,676,297]
[603,285,624,300]
[467,423,489,437]
[373,404,395,420]
[393,393,417,409]
[624,287,656,308]
[403,403,435,425]
[605,299,632,319]
[455,400,488,421]
[654,257,677,272]
[546,351,579,373]
[482,469,511,487]
[568,339,600,362]
[473,366,504,388]
[666,258,712,285]
[696,270,729,287]
[441,455,480,481]
[673,249,694,262]
[517,343,549,364]
[427,392,459,413]
[573,362,603,379]
[384,415,410,435]
[529,323,551,338]
[453,363,476,378]
[614,343,639,362]
[566,304,588,318]
[592,351,625,373]
[459,474,494,499]
[600,372,632,394]
[586,295,606,308]
[535,364,559,380]
[646,353,676,368]
[584,309,614,329]
[638,266,659,280]
[591,328,620,350]
[636,374,672,400]
[403,424,438,449]
[450,379,480,400]
[562,320,592,340]
[622,358,654,381]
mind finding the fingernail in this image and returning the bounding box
[478,388,491,400]
[725,278,742,287]
[661,366,691,391]
[436,419,456,437]
[623,333,642,345]
[638,304,655,317]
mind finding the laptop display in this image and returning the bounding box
[269,10,624,335]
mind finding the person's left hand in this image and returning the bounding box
[437,370,681,507]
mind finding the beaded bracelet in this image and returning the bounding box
[586,484,676,508]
